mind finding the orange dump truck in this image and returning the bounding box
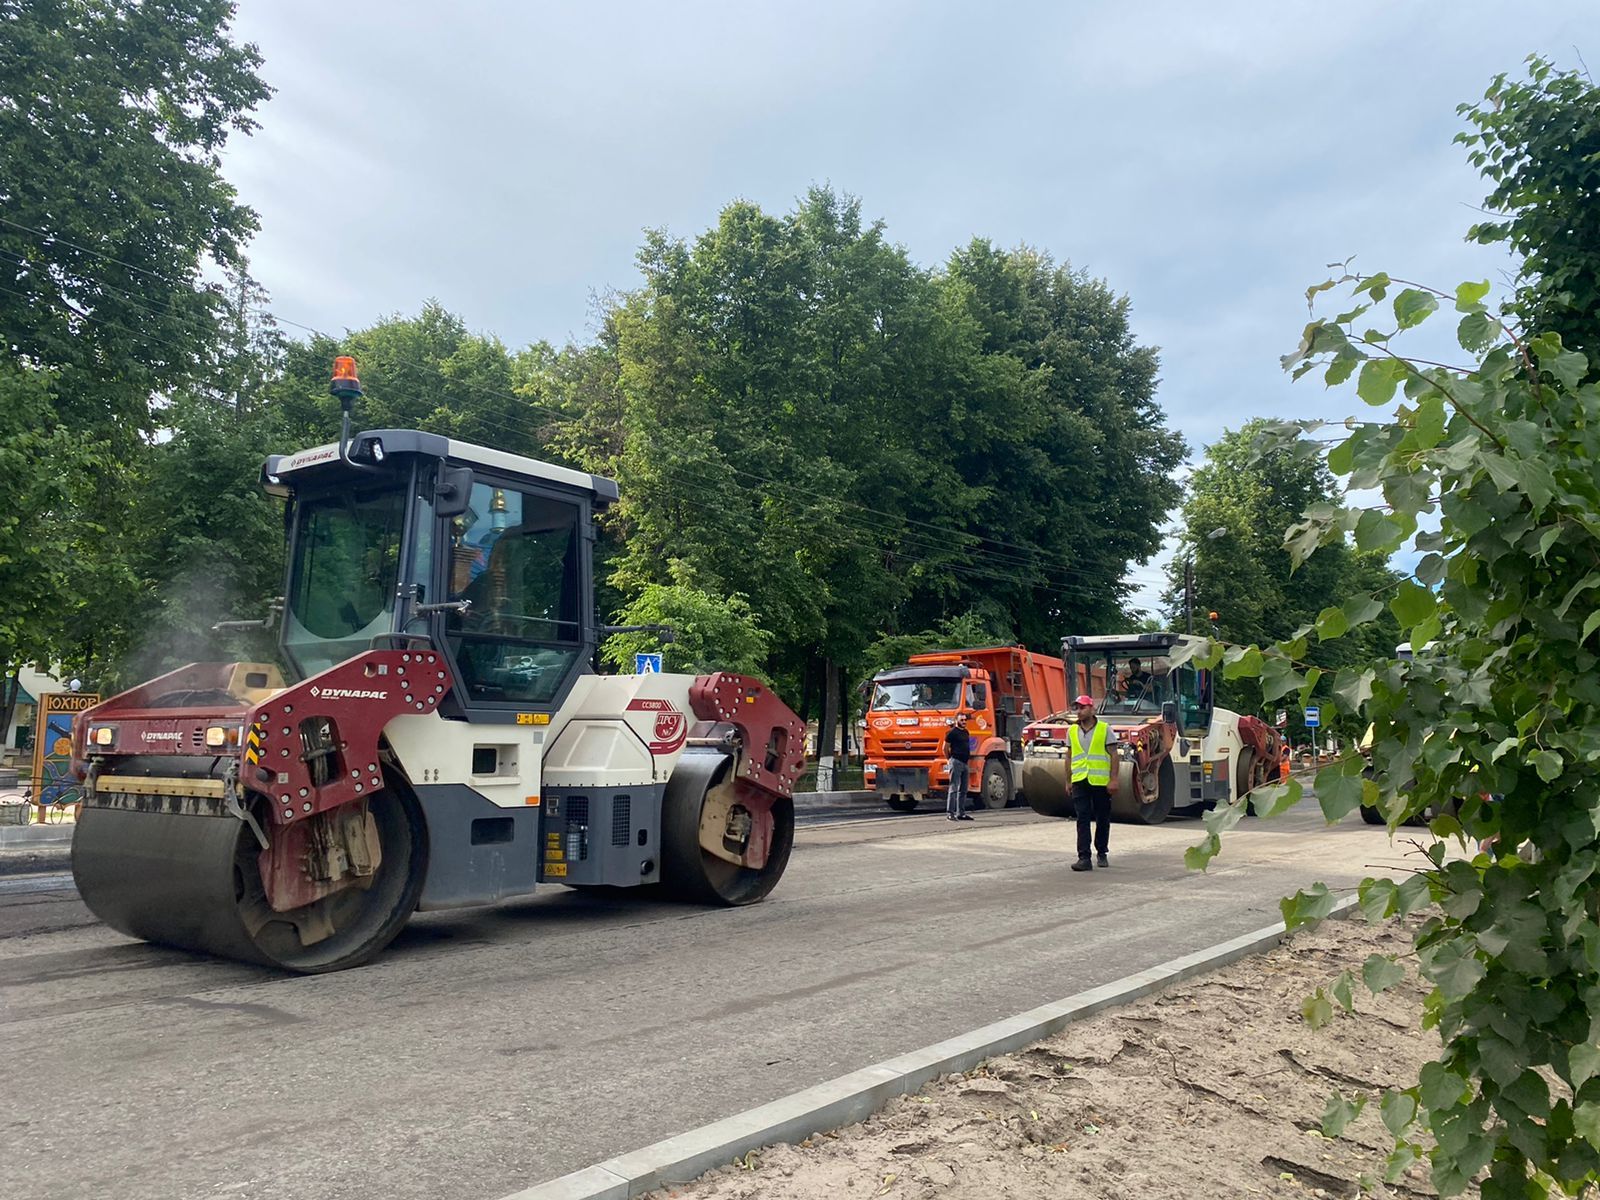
[862,647,1069,812]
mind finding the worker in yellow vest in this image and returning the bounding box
[1068,694,1121,872]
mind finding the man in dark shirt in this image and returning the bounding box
[944,713,973,821]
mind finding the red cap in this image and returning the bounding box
[1075,694,1095,707]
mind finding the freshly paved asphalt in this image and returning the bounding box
[0,794,1414,1200]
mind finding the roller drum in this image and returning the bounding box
[661,751,794,905]
[72,786,427,973]
[1022,755,1073,818]
[73,804,268,965]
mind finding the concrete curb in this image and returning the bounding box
[497,895,1360,1200]
[0,822,73,848]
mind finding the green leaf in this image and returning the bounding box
[1418,1060,1469,1110]
[1282,880,1336,930]
[1531,750,1563,783]
[1390,580,1436,628]
[1221,646,1264,680]
[1314,606,1348,640]
[1297,668,1323,710]
[1535,343,1589,391]
[1202,799,1247,836]
[1396,873,1432,916]
[1570,1043,1600,1091]
[1585,609,1600,645]
[1477,1035,1522,1087]
[1320,1090,1367,1137]
[1355,509,1402,552]
[1427,942,1485,999]
[1354,271,1391,298]
[1576,1102,1600,1151]
[1251,778,1303,819]
[1381,1089,1418,1135]
[1394,288,1439,329]
[1342,595,1384,627]
[1184,833,1221,871]
[1363,954,1406,994]
[1357,359,1401,405]
[1316,762,1366,821]
[1456,310,1498,351]
[1259,655,1303,703]
[1332,969,1355,1013]
[1412,395,1447,450]
[1302,987,1334,1030]
[1332,667,1375,713]
[1359,877,1398,923]
[1453,279,1491,311]
[1383,1144,1418,1185]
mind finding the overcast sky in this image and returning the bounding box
[220,1,1592,616]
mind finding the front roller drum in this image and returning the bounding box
[661,752,793,905]
[1023,755,1073,818]
[72,789,427,973]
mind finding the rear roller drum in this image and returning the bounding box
[72,786,426,973]
[1109,759,1174,825]
[661,752,794,906]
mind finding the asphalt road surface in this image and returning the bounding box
[0,799,1414,1200]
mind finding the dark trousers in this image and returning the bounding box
[1073,781,1111,859]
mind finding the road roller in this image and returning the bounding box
[1020,632,1281,825]
[68,358,804,972]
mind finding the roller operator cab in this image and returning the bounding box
[1019,632,1281,825]
[68,360,805,973]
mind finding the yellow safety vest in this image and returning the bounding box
[1069,719,1112,786]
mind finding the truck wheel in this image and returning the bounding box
[981,757,1014,809]
[885,795,919,813]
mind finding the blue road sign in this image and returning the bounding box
[635,652,663,674]
[1304,705,1320,728]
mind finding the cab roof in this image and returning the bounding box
[263,429,619,505]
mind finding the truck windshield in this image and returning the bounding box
[871,678,961,710]
[282,486,408,679]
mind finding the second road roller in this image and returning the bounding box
[68,358,805,972]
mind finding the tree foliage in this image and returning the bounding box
[1170,419,1401,731]
[1184,60,1600,1191]
[1460,56,1600,359]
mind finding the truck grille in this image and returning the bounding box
[878,736,941,763]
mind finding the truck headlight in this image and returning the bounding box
[205,725,240,748]
[92,726,115,747]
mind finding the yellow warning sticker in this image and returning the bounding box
[544,862,568,878]
[545,850,564,863]
[516,712,551,726]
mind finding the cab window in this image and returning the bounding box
[444,483,584,705]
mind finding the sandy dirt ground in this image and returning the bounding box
[648,917,1440,1200]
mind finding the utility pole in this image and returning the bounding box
[1185,558,1195,635]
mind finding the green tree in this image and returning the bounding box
[1461,56,1600,358]
[0,0,270,430]
[1168,420,1401,731]
[600,567,772,679]
[940,242,1187,644]
[0,0,270,696]
[1182,53,1600,1185]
